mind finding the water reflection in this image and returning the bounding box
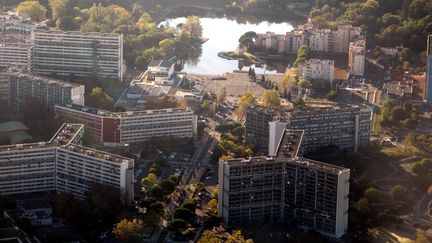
[164,17,293,74]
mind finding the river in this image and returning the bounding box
[162,17,293,74]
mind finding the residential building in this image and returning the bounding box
[0,67,8,103]
[31,29,124,82]
[348,39,365,76]
[55,103,197,146]
[426,35,432,105]
[0,11,35,68]
[245,104,372,153]
[7,69,84,111]
[298,59,334,83]
[0,123,134,206]
[255,25,362,54]
[219,129,350,238]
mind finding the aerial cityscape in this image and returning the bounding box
[0,0,431,242]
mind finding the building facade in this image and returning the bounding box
[255,25,362,54]
[8,70,84,111]
[298,59,334,83]
[245,105,372,153]
[348,39,365,76]
[0,123,134,206]
[426,35,432,105]
[55,103,198,146]
[0,67,9,103]
[219,130,350,238]
[31,30,123,82]
[0,11,34,68]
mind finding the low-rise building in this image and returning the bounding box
[4,199,53,226]
[55,103,197,146]
[219,130,350,238]
[0,123,134,207]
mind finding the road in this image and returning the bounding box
[157,133,217,242]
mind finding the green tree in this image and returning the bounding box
[412,159,432,175]
[261,89,280,108]
[294,45,310,67]
[234,92,256,119]
[325,90,337,101]
[86,87,113,111]
[141,173,157,188]
[217,87,226,103]
[160,179,176,195]
[389,185,409,202]
[16,1,47,21]
[390,106,406,122]
[112,218,144,243]
[356,198,370,215]
[400,48,411,62]
[168,219,188,231]
[173,207,195,222]
[181,16,203,40]
[149,184,164,201]
[182,198,198,211]
[49,0,68,22]
[364,187,381,202]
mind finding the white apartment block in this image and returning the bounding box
[0,12,34,68]
[245,104,372,152]
[0,123,134,206]
[298,59,334,83]
[31,30,124,82]
[55,103,198,146]
[349,39,366,76]
[0,44,31,67]
[255,24,362,54]
[219,130,350,238]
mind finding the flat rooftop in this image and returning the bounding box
[63,144,131,164]
[34,29,121,38]
[12,72,83,89]
[223,156,348,175]
[224,128,349,175]
[0,123,83,153]
[0,123,132,163]
[248,103,371,114]
[58,103,192,117]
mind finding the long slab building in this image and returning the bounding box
[3,67,84,111]
[219,129,350,238]
[0,123,134,206]
[245,104,372,153]
[55,103,197,146]
[0,11,124,82]
[31,30,123,81]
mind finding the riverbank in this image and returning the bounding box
[154,2,308,24]
[218,51,264,65]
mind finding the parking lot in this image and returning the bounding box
[191,72,284,98]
